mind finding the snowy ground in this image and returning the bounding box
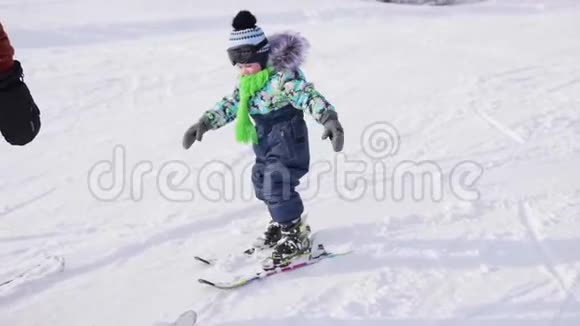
[1,0,580,325]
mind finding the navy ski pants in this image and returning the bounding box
[251,105,310,224]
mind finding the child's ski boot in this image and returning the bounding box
[244,220,282,255]
[261,217,312,270]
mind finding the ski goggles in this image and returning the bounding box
[227,39,269,65]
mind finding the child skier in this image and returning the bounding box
[182,10,344,269]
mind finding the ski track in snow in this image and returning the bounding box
[517,201,580,326]
[518,201,567,294]
[1,0,580,325]
[0,187,57,218]
[0,204,266,308]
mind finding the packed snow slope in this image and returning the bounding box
[1,0,580,325]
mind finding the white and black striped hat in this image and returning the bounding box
[227,11,270,67]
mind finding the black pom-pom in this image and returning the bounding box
[232,10,257,30]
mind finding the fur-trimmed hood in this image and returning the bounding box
[267,31,310,72]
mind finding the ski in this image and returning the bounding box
[194,246,271,266]
[195,214,315,266]
[197,246,350,290]
[194,229,319,266]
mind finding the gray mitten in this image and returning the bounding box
[320,110,344,152]
[182,116,211,149]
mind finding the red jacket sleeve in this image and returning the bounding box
[0,22,15,73]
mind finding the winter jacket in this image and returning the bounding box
[203,32,336,130]
[0,22,15,73]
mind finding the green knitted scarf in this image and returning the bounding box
[236,67,272,144]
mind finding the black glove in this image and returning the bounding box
[320,110,344,152]
[182,116,211,149]
[0,61,41,146]
[0,60,22,90]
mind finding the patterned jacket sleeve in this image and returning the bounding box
[280,70,336,124]
[203,87,240,129]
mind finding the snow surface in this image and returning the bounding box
[1,0,580,325]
